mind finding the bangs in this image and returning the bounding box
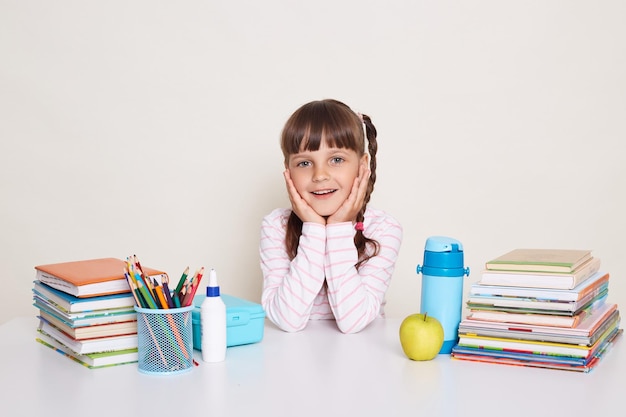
[281,100,363,158]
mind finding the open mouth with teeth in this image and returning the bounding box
[312,189,337,196]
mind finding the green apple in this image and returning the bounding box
[399,313,444,361]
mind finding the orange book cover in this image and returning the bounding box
[35,258,167,298]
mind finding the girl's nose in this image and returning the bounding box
[312,166,329,182]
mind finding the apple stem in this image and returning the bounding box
[424,312,428,321]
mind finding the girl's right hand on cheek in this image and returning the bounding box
[283,170,325,225]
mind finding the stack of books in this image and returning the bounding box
[451,249,622,372]
[32,257,167,369]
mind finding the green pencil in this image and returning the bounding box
[174,266,190,295]
[137,280,158,309]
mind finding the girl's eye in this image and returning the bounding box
[330,157,344,165]
[296,161,311,168]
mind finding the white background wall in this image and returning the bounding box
[1,1,624,324]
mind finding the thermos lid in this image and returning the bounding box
[417,236,469,277]
[424,235,464,253]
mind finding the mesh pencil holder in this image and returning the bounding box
[135,305,194,375]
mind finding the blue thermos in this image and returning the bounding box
[416,236,470,354]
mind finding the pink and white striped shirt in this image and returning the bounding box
[260,207,403,334]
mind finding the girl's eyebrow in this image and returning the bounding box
[289,152,310,159]
[291,147,352,158]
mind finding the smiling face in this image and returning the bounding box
[286,139,366,217]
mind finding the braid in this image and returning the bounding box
[362,114,377,205]
[285,211,303,261]
[355,114,380,269]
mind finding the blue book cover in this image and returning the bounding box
[33,281,135,313]
[34,297,136,327]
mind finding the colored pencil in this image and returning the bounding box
[183,267,204,306]
[162,275,175,308]
[136,280,158,309]
[124,270,143,307]
[175,266,190,295]
[153,278,169,309]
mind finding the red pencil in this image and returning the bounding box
[181,267,204,306]
[187,267,204,306]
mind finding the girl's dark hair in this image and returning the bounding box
[281,99,380,269]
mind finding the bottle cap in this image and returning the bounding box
[417,236,469,277]
[206,268,220,297]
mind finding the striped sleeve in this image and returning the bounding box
[324,210,403,334]
[260,208,327,332]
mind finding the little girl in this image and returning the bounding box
[259,99,403,333]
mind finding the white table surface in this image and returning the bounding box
[1,316,624,417]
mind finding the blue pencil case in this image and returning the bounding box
[191,294,265,349]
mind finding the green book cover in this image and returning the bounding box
[36,331,138,368]
[486,249,592,273]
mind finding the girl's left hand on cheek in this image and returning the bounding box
[328,164,370,225]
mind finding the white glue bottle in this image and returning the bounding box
[200,268,227,362]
